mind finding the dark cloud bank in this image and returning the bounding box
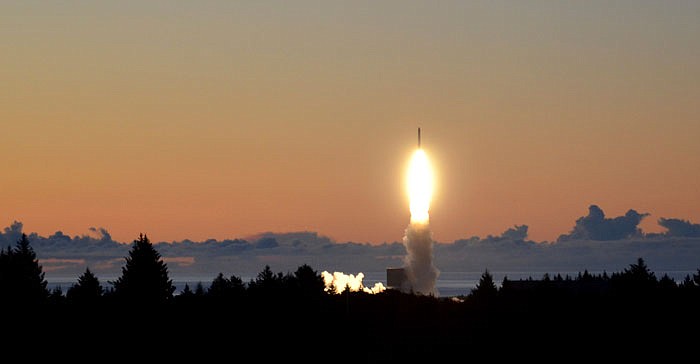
[3,204,700,281]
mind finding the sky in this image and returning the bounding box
[2,1,699,244]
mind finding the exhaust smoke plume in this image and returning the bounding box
[322,271,386,294]
[403,222,439,296]
[401,144,439,296]
[319,132,438,297]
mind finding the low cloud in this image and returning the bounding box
[88,227,112,241]
[91,258,125,272]
[3,205,700,286]
[500,225,529,241]
[558,205,649,241]
[39,258,86,272]
[162,256,195,267]
[658,218,700,237]
[0,221,24,248]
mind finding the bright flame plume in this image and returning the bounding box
[407,149,433,224]
[402,145,439,296]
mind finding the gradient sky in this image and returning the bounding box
[2,1,699,244]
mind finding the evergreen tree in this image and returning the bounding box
[609,257,658,299]
[658,274,677,291]
[175,283,197,305]
[49,286,65,305]
[180,283,194,297]
[173,283,204,305]
[621,257,657,289]
[248,265,279,290]
[325,281,338,295]
[228,274,247,298]
[470,269,498,302]
[693,268,700,287]
[111,234,175,303]
[67,268,104,304]
[194,282,206,296]
[247,265,284,300]
[207,273,247,302]
[679,274,696,291]
[500,275,511,290]
[207,272,232,298]
[292,264,325,298]
[0,233,49,305]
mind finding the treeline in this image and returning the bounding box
[3,232,700,305]
[471,257,700,302]
[0,233,330,306]
[2,233,699,360]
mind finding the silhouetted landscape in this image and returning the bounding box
[4,205,700,284]
[2,232,698,360]
[6,2,700,360]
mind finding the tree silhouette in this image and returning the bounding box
[625,258,656,281]
[111,234,175,303]
[49,286,66,305]
[194,282,206,296]
[248,265,282,292]
[693,268,700,287]
[613,257,657,293]
[67,267,103,304]
[679,274,694,289]
[658,274,677,291]
[208,272,232,298]
[229,274,246,298]
[325,280,339,295]
[181,283,194,296]
[0,233,49,305]
[470,268,498,302]
[207,272,247,303]
[291,264,325,298]
[175,283,198,306]
[247,265,286,305]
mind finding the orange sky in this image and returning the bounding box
[2,1,699,244]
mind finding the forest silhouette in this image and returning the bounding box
[1,233,698,360]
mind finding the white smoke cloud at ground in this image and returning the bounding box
[321,271,386,294]
[402,221,439,296]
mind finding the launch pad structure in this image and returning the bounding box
[386,267,408,292]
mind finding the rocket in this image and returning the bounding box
[418,127,421,148]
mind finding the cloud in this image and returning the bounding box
[162,256,195,267]
[88,227,112,241]
[39,258,87,272]
[557,205,649,241]
[500,225,529,241]
[0,221,24,248]
[255,237,279,249]
[91,258,125,271]
[658,218,700,237]
[3,205,700,288]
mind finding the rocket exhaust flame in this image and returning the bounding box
[407,149,432,224]
[402,129,439,296]
[321,129,438,297]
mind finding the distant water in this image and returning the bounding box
[46,269,697,297]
